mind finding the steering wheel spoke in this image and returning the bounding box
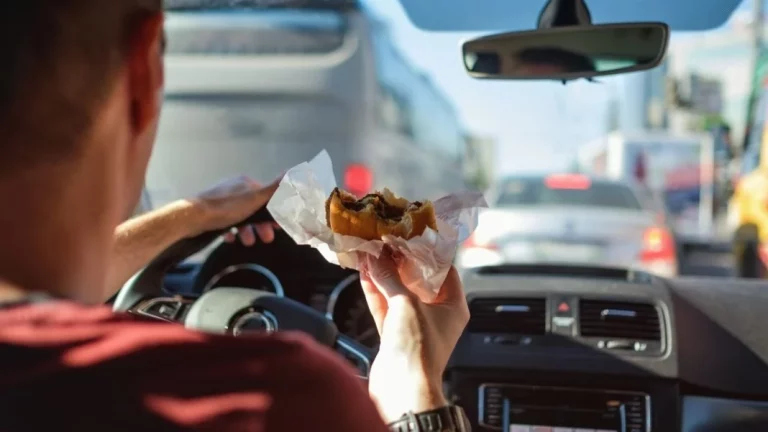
[130,296,195,322]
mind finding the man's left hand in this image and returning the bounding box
[188,175,283,246]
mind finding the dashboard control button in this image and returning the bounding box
[550,296,578,336]
[485,335,534,346]
[132,298,191,322]
[551,297,577,316]
[605,340,634,350]
[493,335,519,345]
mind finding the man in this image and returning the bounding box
[0,1,470,431]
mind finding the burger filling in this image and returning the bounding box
[335,189,422,222]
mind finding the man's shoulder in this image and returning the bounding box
[0,299,342,366]
[0,301,384,431]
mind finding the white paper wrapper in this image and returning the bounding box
[267,150,487,301]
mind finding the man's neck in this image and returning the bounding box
[0,159,117,304]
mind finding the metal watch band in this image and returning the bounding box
[387,405,470,432]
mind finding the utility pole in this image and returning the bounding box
[754,0,765,78]
[743,0,765,152]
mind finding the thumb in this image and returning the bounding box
[359,268,387,335]
[365,252,409,299]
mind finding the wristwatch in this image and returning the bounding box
[387,405,470,432]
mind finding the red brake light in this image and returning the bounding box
[344,164,373,197]
[544,174,591,190]
[462,233,497,250]
[640,227,675,262]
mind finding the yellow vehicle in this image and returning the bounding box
[730,89,768,278]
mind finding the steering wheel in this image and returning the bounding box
[112,208,373,378]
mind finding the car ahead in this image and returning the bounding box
[456,173,679,278]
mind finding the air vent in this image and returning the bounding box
[468,298,546,334]
[474,264,654,284]
[579,300,661,341]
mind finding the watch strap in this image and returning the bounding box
[387,405,470,432]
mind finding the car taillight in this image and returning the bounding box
[344,164,373,197]
[463,233,497,250]
[544,174,591,190]
[640,227,675,262]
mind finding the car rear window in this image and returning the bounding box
[495,177,643,210]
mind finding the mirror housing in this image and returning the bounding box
[462,22,669,82]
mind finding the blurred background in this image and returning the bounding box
[149,0,768,280]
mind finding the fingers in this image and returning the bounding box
[238,225,257,247]
[254,223,275,243]
[359,269,387,335]
[365,253,409,299]
[433,266,464,304]
[248,175,282,208]
[222,223,277,245]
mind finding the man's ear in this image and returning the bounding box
[127,13,165,134]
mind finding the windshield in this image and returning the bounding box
[495,177,643,210]
[147,0,750,280]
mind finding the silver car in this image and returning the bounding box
[456,174,679,278]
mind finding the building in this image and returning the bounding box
[665,16,754,144]
[620,59,670,132]
[464,135,497,190]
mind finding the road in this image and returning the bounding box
[680,248,735,277]
[678,214,736,277]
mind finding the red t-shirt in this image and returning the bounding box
[0,300,390,432]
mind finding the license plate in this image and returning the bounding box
[536,242,600,262]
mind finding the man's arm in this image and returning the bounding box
[105,200,201,300]
[104,177,281,302]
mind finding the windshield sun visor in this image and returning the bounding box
[396,0,741,32]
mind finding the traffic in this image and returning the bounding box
[146,0,751,281]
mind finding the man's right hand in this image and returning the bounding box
[360,253,470,423]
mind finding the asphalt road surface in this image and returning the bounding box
[678,214,736,278]
[680,248,735,277]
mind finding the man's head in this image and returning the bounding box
[0,0,165,299]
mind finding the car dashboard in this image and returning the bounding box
[158,234,768,432]
[450,265,768,432]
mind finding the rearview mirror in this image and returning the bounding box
[462,23,669,81]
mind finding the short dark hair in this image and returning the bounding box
[0,0,162,174]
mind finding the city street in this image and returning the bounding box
[679,214,735,277]
[680,245,735,277]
